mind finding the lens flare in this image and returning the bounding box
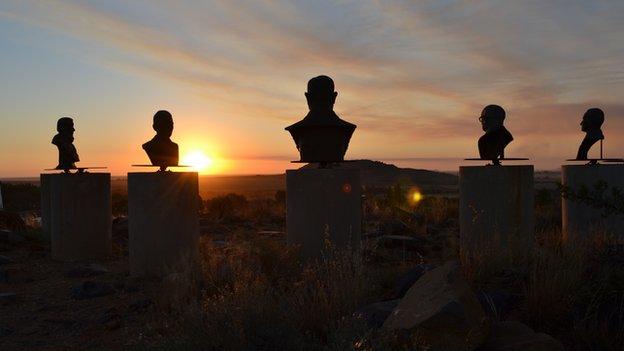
[409,189,424,205]
[412,192,423,202]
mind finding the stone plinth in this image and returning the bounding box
[128,172,199,277]
[286,168,361,260]
[459,165,534,260]
[40,173,111,261]
[562,164,624,240]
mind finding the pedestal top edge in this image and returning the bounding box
[286,168,361,174]
[562,164,624,170]
[127,171,199,176]
[40,172,111,177]
[459,165,534,170]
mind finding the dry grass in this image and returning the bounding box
[461,226,624,351]
[146,234,409,350]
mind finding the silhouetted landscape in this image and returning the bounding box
[3,2,624,350]
[3,160,622,350]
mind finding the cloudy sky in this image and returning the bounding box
[1,0,623,176]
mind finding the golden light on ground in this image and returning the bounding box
[181,150,214,173]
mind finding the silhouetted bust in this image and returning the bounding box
[285,75,356,164]
[142,110,179,169]
[576,108,604,160]
[52,117,80,171]
[478,105,513,160]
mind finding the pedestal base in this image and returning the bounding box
[128,172,199,277]
[459,165,534,259]
[40,173,111,261]
[562,164,624,240]
[286,169,362,261]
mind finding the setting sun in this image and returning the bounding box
[181,150,214,173]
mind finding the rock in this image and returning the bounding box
[391,264,436,299]
[36,303,64,313]
[372,235,427,262]
[376,235,429,251]
[0,327,13,337]
[162,272,185,286]
[104,319,121,330]
[0,229,26,244]
[410,212,426,226]
[116,276,143,293]
[476,291,516,319]
[0,268,34,284]
[213,240,227,247]
[379,219,411,236]
[98,308,122,330]
[129,298,153,313]
[0,254,14,265]
[383,261,489,350]
[71,281,115,300]
[354,299,400,329]
[480,321,564,351]
[426,224,441,236]
[43,317,77,327]
[65,264,109,278]
[122,282,141,293]
[0,292,17,305]
[112,216,128,239]
[0,211,27,232]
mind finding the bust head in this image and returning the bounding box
[56,117,75,137]
[479,105,505,132]
[581,108,604,132]
[143,110,178,169]
[153,110,174,138]
[305,75,338,112]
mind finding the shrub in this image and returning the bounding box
[205,193,249,221]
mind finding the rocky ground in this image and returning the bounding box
[1,230,160,350]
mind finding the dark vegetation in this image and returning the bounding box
[0,183,40,213]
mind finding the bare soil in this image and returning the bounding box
[1,240,161,351]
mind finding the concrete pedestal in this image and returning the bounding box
[128,172,199,277]
[40,173,111,261]
[286,168,362,260]
[562,164,624,240]
[459,166,534,260]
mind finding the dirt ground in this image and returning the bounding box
[1,239,163,351]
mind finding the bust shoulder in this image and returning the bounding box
[52,133,64,145]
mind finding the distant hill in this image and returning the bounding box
[302,160,458,193]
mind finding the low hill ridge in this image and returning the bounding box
[301,159,458,191]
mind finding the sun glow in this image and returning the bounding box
[181,150,214,173]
